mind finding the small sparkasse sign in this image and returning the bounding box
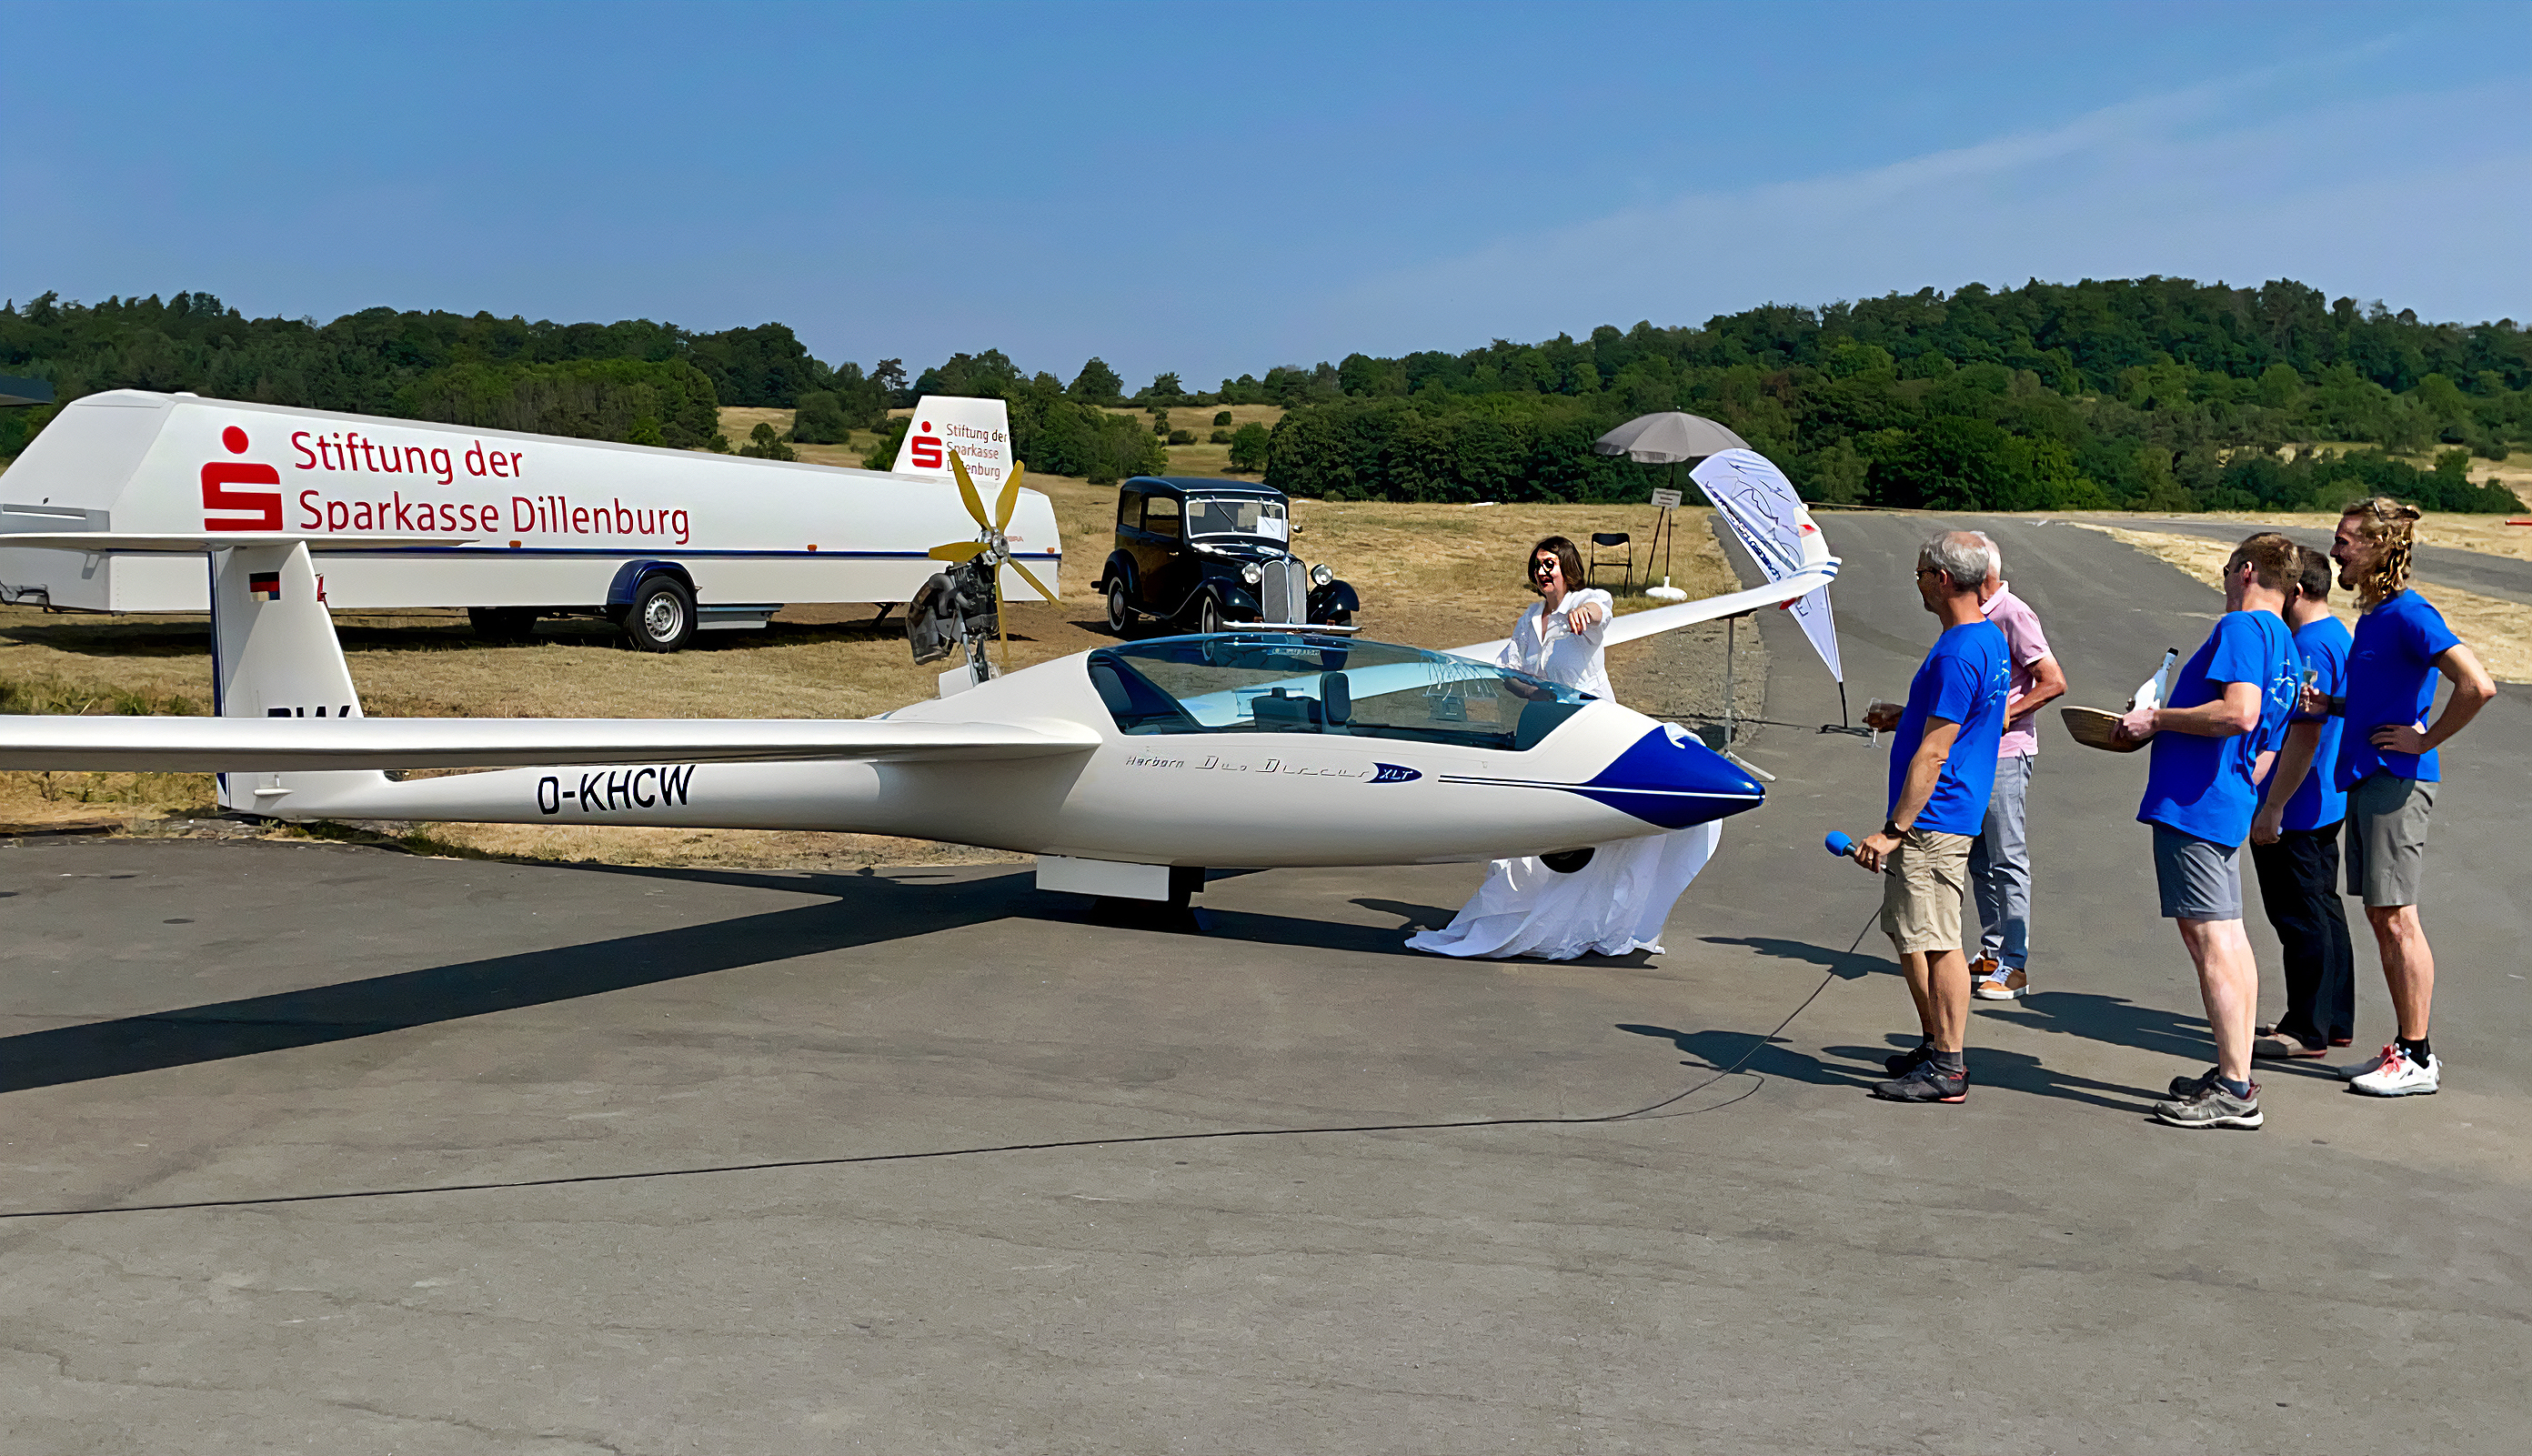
[1649,487,1683,509]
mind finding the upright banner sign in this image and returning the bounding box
[893,396,1012,495]
[1688,448,1844,684]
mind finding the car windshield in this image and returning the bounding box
[1086,635,1591,750]
[1184,496,1288,542]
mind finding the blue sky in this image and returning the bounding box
[5,1,2526,387]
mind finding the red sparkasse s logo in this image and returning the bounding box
[203,426,283,531]
[908,419,944,471]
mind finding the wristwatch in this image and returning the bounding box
[1883,819,1905,839]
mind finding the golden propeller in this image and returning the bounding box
[927,449,1056,670]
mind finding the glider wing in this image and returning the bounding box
[0,716,1102,773]
[1442,559,1838,664]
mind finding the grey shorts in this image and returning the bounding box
[2346,773,2437,908]
[1881,828,1973,955]
[2153,824,2242,921]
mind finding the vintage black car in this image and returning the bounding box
[1093,477,1360,635]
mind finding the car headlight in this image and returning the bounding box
[1311,563,1333,587]
[1241,563,1262,586]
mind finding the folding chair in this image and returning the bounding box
[1587,532,1633,594]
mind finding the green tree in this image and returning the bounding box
[739,420,797,461]
[1808,438,1868,504]
[1227,421,1270,473]
[687,322,827,407]
[2134,447,2195,511]
[790,390,851,444]
[861,415,911,469]
[395,357,720,447]
[1069,357,1123,404]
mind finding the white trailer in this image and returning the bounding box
[0,390,1057,650]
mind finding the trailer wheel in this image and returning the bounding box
[467,607,538,644]
[1106,582,1135,636]
[624,576,697,653]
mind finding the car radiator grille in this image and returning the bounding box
[1259,558,1306,623]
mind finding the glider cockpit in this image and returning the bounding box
[1086,635,1590,751]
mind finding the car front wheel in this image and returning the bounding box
[1107,581,1135,636]
[1197,595,1224,635]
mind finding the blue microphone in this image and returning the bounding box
[1825,830,1855,859]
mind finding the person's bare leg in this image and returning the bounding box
[2179,918,2258,1084]
[1902,951,1939,1040]
[2367,904,2436,1040]
[1924,948,1971,1052]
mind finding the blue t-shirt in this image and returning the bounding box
[1886,620,2011,837]
[2256,615,2351,831]
[2137,610,2299,847]
[2336,589,2462,789]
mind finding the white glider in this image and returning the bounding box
[0,519,1838,902]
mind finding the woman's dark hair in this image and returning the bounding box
[1528,536,1585,594]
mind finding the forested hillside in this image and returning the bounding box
[1249,278,2529,511]
[5,277,2526,511]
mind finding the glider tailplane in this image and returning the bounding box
[207,540,387,814]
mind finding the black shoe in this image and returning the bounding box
[1884,1041,1936,1078]
[1871,1059,1966,1103]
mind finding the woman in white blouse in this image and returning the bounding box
[1496,536,1613,695]
[1407,536,1722,960]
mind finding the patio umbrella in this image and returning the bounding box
[1590,412,1748,464]
[1590,413,1750,600]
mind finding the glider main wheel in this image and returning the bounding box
[624,575,697,653]
[1541,848,1596,873]
[1106,581,1136,637]
[467,607,538,644]
[1197,594,1225,635]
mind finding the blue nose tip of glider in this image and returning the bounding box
[1574,724,1767,829]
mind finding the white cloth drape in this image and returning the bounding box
[1405,819,1721,959]
[1410,587,1722,960]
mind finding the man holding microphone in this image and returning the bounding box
[1850,531,2013,1105]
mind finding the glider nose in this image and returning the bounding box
[1575,723,1766,829]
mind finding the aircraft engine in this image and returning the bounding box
[907,559,999,666]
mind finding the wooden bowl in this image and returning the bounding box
[2061,705,2146,753]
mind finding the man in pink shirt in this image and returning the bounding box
[1968,534,2067,999]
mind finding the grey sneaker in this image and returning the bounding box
[2167,1065,2220,1100]
[2154,1078,2263,1130]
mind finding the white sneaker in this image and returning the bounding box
[2337,1045,2393,1081]
[2348,1047,2441,1098]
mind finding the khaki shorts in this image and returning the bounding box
[1881,828,1974,956]
[2346,772,2437,908]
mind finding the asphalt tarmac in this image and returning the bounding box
[4,514,2527,1453]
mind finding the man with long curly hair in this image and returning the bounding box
[2306,497,2497,1098]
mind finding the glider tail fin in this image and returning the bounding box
[209,542,384,812]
